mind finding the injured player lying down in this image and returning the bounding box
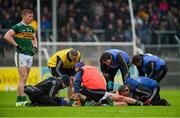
[102,91,144,106]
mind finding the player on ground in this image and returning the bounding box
[100,49,130,91]
[104,91,144,106]
[4,9,38,106]
[24,75,71,106]
[131,53,168,83]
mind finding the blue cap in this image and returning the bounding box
[61,75,70,87]
[74,62,84,68]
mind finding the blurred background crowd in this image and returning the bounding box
[0,0,180,87]
[0,0,180,56]
[0,0,179,43]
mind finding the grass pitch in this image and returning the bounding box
[0,89,180,117]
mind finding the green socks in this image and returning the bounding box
[22,96,27,102]
[17,96,27,102]
[17,96,22,102]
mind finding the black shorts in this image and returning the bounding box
[80,87,106,102]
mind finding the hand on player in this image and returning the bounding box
[144,99,152,105]
[72,93,81,106]
[72,101,80,106]
[72,99,81,106]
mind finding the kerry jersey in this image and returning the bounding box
[12,22,35,56]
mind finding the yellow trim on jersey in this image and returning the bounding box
[14,32,33,39]
[47,48,81,69]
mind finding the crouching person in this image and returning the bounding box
[72,62,112,106]
[119,76,170,106]
[24,75,71,106]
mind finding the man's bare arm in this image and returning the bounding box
[4,29,18,47]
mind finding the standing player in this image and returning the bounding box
[4,9,38,106]
[131,53,168,83]
[100,49,130,91]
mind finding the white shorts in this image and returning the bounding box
[14,52,33,68]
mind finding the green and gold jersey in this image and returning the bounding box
[12,22,35,56]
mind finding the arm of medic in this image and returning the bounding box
[73,70,83,106]
[100,62,111,79]
[146,87,158,104]
[136,66,145,76]
[74,71,83,94]
[136,84,158,104]
[135,84,152,100]
[146,61,155,78]
[55,56,64,77]
[117,53,129,83]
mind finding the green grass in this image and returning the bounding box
[0,90,180,117]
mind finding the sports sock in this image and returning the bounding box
[22,96,27,102]
[17,96,22,102]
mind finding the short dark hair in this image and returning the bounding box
[22,9,33,17]
[69,49,78,56]
[100,52,111,62]
[132,54,142,64]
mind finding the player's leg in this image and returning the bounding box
[80,87,109,106]
[152,65,168,83]
[33,95,62,106]
[24,85,41,105]
[17,67,31,105]
[23,55,33,106]
[15,53,33,106]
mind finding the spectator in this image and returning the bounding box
[41,15,51,41]
[92,15,103,29]
[82,26,99,42]
[105,23,116,42]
